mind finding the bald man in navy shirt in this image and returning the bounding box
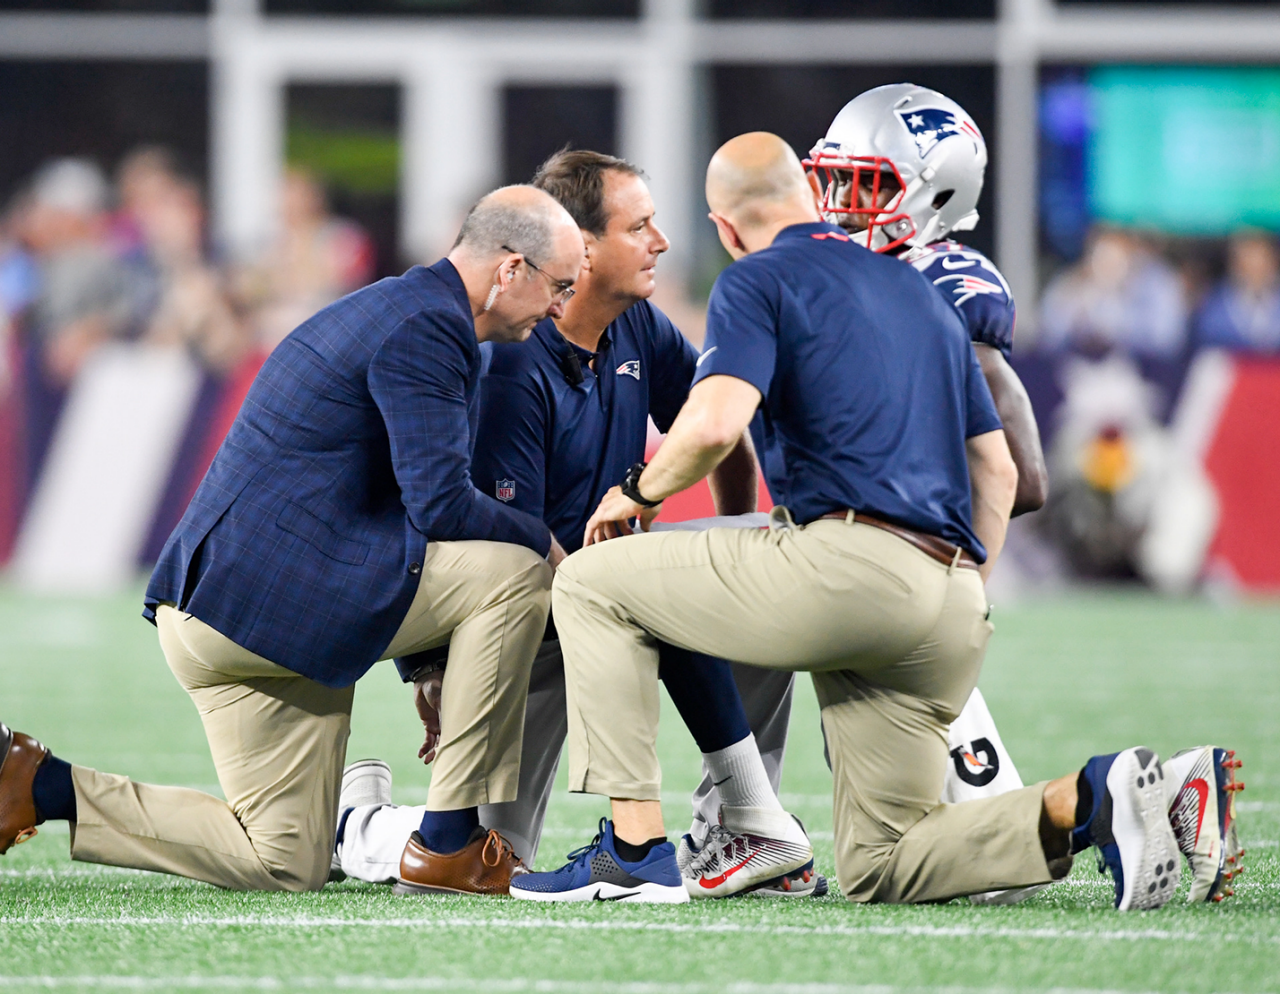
[516,135,1190,912]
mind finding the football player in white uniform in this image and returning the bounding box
[800,82,1242,904]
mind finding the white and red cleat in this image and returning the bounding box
[1163,746,1245,903]
[680,811,813,899]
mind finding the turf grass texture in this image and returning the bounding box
[0,586,1277,993]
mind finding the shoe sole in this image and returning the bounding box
[392,879,506,897]
[745,867,827,899]
[339,760,393,810]
[511,880,690,903]
[1109,748,1181,911]
[1204,747,1245,903]
[332,760,394,882]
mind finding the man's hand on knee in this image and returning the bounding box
[414,671,443,764]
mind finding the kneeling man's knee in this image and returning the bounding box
[249,842,333,893]
[475,544,552,610]
[834,841,896,903]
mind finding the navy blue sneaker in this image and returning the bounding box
[510,818,689,903]
[1071,746,1181,911]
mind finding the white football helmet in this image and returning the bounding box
[805,83,987,253]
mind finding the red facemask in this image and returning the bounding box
[802,151,915,254]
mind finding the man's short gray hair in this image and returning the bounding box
[452,186,557,264]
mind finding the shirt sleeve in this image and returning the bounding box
[692,261,780,397]
[471,366,549,525]
[959,291,1016,360]
[918,249,1017,360]
[367,312,552,556]
[645,305,699,433]
[963,343,1004,439]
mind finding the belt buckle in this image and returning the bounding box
[768,506,797,532]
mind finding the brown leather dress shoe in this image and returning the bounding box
[393,826,530,896]
[0,721,48,855]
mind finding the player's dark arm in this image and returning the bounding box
[706,431,758,516]
[974,343,1048,516]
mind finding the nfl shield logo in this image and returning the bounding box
[496,479,516,502]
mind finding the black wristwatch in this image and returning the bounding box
[621,461,662,508]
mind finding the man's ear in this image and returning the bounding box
[708,212,748,259]
[579,229,598,272]
[495,254,521,289]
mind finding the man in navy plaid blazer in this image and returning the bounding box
[1,186,585,897]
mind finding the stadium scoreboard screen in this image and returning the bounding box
[1087,66,1280,234]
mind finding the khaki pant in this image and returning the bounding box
[71,540,551,891]
[552,515,1055,904]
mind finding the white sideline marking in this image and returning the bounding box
[0,980,1236,994]
[0,914,1274,944]
[1235,801,1280,813]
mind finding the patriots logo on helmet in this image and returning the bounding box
[495,479,516,502]
[615,359,640,380]
[934,272,1005,307]
[898,108,980,158]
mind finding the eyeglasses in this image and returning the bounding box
[504,245,576,303]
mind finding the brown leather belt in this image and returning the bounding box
[816,510,980,571]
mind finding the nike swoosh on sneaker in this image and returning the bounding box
[698,851,758,889]
[1187,778,1209,847]
[696,347,718,367]
[592,889,639,901]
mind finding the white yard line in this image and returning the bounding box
[0,979,1238,994]
[0,913,1274,944]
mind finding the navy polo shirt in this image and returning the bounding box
[695,222,1002,560]
[471,300,698,553]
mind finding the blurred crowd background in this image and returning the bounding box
[1,0,1278,598]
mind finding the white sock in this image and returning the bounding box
[704,734,783,812]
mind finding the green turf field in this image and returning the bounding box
[1,585,1277,993]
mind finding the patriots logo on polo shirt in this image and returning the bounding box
[495,479,516,502]
[898,107,980,158]
[615,359,640,380]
